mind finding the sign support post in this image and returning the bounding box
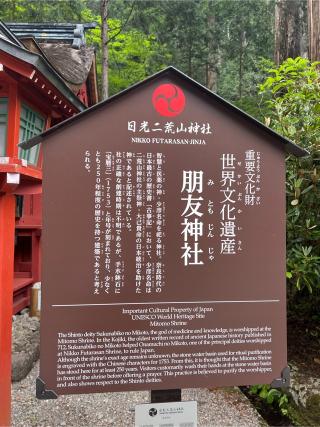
[0,193,15,427]
[151,389,181,403]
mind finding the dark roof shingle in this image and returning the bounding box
[39,43,95,86]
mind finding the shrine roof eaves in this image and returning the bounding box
[0,36,85,112]
[7,22,96,49]
[0,21,25,48]
[20,66,308,157]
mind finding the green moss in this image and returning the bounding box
[306,394,320,423]
[287,395,320,426]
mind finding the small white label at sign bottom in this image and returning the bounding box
[135,400,197,427]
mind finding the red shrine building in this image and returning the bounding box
[0,21,98,314]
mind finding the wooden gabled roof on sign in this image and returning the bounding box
[20,66,308,157]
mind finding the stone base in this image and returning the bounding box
[12,311,40,382]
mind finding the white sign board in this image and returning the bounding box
[135,400,197,427]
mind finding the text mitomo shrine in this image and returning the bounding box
[21,67,307,399]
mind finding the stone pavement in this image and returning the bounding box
[12,361,267,427]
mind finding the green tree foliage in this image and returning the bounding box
[260,58,320,309]
[126,0,274,113]
[108,28,170,96]
[0,0,87,22]
[82,9,170,96]
[0,0,276,110]
[0,0,170,97]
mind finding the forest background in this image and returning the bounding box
[1,0,319,387]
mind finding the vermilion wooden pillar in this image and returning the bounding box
[7,82,20,159]
[0,193,15,426]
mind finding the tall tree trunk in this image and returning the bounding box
[274,0,304,65]
[100,0,109,100]
[187,31,192,76]
[206,15,219,92]
[274,0,282,64]
[308,0,320,61]
[206,57,218,92]
[239,30,246,100]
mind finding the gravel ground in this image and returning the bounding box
[12,361,266,427]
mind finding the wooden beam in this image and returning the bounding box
[0,162,42,180]
[0,172,20,193]
[19,80,54,117]
[1,51,35,79]
[14,182,42,195]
